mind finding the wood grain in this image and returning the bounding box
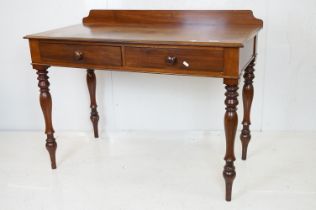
[24,10,263,201]
[25,10,263,47]
[240,58,256,160]
[223,80,239,201]
[33,65,57,169]
[86,69,99,138]
[39,41,122,67]
[125,46,224,72]
[83,10,262,26]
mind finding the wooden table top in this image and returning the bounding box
[25,10,263,47]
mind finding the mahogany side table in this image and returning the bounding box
[24,10,263,201]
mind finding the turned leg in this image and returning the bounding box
[86,69,99,138]
[240,58,255,160]
[34,65,57,169]
[223,79,239,201]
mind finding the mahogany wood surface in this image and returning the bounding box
[223,80,239,201]
[83,10,262,26]
[34,65,57,169]
[25,10,262,47]
[241,57,256,160]
[39,41,122,67]
[86,69,99,138]
[25,10,263,201]
[124,46,224,72]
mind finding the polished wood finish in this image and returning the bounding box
[223,80,239,201]
[34,65,57,169]
[27,39,257,78]
[39,41,122,68]
[83,10,263,26]
[25,10,263,201]
[25,10,262,47]
[125,46,224,72]
[86,69,99,138]
[240,57,256,160]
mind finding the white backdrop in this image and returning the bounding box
[0,0,315,132]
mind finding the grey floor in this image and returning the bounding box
[0,131,315,210]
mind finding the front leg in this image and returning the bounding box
[240,58,255,160]
[34,65,57,169]
[86,69,99,138]
[223,79,239,201]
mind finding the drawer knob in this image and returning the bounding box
[183,61,190,68]
[166,56,177,65]
[74,50,84,61]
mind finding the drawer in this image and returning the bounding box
[39,42,122,67]
[125,47,224,72]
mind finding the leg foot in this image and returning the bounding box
[240,58,255,160]
[223,160,236,201]
[35,65,57,169]
[87,69,99,138]
[46,134,57,169]
[223,80,239,201]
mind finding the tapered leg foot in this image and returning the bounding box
[35,65,57,169]
[87,69,99,138]
[241,127,250,160]
[91,114,99,138]
[240,58,255,160]
[223,80,239,201]
[223,160,236,201]
[46,134,57,169]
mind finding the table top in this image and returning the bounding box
[25,10,263,47]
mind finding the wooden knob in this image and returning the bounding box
[74,51,84,61]
[166,56,177,65]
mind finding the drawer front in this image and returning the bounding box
[39,42,122,67]
[125,47,224,72]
